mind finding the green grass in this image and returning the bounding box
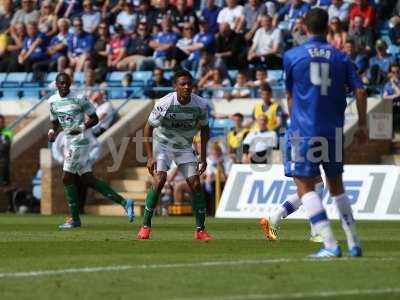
[0,215,399,300]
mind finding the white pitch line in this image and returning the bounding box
[172,288,400,300]
[0,257,395,279]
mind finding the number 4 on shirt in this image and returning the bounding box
[310,62,331,96]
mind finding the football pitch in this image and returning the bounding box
[0,215,399,300]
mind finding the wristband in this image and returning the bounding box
[48,129,55,135]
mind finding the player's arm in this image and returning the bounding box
[198,125,209,175]
[144,122,156,176]
[286,91,292,117]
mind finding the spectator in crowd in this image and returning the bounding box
[247,14,283,69]
[198,68,231,99]
[247,68,278,96]
[44,18,71,72]
[238,0,268,34]
[171,0,198,33]
[242,114,277,164]
[343,39,368,75]
[55,0,83,18]
[291,17,307,46]
[176,22,195,62]
[383,63,400,132]
[150,15,179,68]
[107,23,129,70]
[155,0,176,26]
[81,0,101,34]
[38,0,58,36]
[117,72,134,99]
[215,22,245,69]
[90,21,109,82]
[252,82,283,131]
[217,0,243,33]
[10,0,40,36]
[117,22,154,71]
[136,0,158,30]
[273,0,310,30]
[0,0,14,32]
[201,0,221,34]
[227,112,250,162]
[196,49,227,79]
[347,15,374,56]
[2,22,25,72]
[18,21,48,81]
[145,67,172,98]
[389,16,400,46]
[67,17,94,73]
[349,0,376,30]
[91,91,117,136]
[116,1,137,34]
[328,0,350,23]
[367,39,396,85]
[226,71,251,100]
[326,17,347,50]
[0,115,12,189]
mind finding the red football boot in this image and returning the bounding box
[194,230,213,241]
[137,226,151,239]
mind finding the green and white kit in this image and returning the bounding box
[48,91,96,175]
[148,92,208,178]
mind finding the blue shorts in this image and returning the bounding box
[283,132,343,178]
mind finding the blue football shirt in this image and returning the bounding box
[284,36,363,139]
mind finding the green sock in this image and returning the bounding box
[191,190,206,230]
[94,179,126,206]
[64,184,80,222]
[143,186,159,227]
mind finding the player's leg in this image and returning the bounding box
[59,171,81,228]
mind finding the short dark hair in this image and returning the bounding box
[260,82,272,93]
[304,8,329,36]
[173,69,193,83]
[56,72,71,82]
[232,112,244,119]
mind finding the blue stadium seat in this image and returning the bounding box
[268,70,283,81]
[74,72,84,83]
[26,72,33,82]
[164,71,173,81]
[133,71,152,83]
[5,72,28,84]
[389,44,400,57]
[228,70,238,81]
[1,82,20,99]
[381,35,392,46]
[108,71,127,82]
[212,118,234,129]
[45,72,57,83]
[0,73,6,83]
[22,82,40,99]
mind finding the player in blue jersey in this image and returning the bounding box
[277,8,367,258]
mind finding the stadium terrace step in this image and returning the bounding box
[110,179,148,192]
[85,203,144,217]
[381,154,400,165]
[123,167,150,180]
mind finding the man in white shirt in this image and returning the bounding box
[242,114,277,164]
[328,0,350,23]
[247,14,282,69]
[216,0,243,32]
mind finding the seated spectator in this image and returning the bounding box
[383,63,400,132]
[347,15,374,56]
[273,0,310,30]
[389,16,400,46]
[198,68,231,99]
[215,22,245,69]
[367,40,396,86]
[171,0,198,33]
[343,39,367,75]
[136,0,158,30]
[3,22,25,72]
[201,0,221,34]
[349,0,376,30]
[0,0,13,32]
[38,0,57,36]
[107,24,129,70]
[247,68,278,94]
[247,14,283,69]
[116,1,137,34]
[238,0,268,37]
[176,22,195,62]
[155,0,176,26]
[242,114,277,164]
[18,21,48,81]
[145,68,172,99]
[227,112,250,162]
[82,68,100,98]
[196,49,227,79]
[117,22,154,71]
[252,82,284,131]
[181,18,214,71]
[291,17,307,46]
[55,0,83,18]
[68,17,94,73]
[81,0,101,34]
[217,0,243,33]
[118,73,134,99]
[226,71,251,100]
[326,17,347,50]
[328,0,350,23]
[10,0,40,36]
[150,16,179,69]
[91,92,117,136]
[90,21,109,82]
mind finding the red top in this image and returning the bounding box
[349,4,376,28]
[109,35,128,61]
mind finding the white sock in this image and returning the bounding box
[333,193,360,249]
[271,193,302,226]
[310,181,325,236]
[302,191,337,249]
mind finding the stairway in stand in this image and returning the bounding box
[381,134,400,165]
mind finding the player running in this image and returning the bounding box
[47,72,134,229]
[137,70,212,240]
[271,8,367,258]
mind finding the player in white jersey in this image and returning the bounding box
[137,70,213,240]
[48,73,134,229]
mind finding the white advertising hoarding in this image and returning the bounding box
[216,164,400,220]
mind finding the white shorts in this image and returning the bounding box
[63,145,92,176]
[155,146,198,179]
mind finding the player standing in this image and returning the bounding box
[137,70,212,240]
[48,73,134,228]
[276,8,367,257]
